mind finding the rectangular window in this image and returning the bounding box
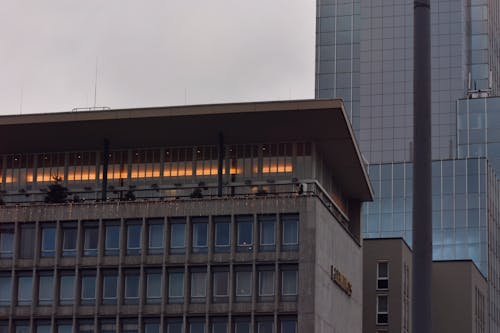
[235,269,252,301]
[121,319,138,333]
[280,319,297,333]
[59,274,75,305]
[36,322,52,333]
[236,215,253,252]
[192,217,208,253]
[127,221,142,255]
[166,320,183,333]
[281,268,298,299]
[377,295,389,325]
[124,272,140,304]
[104,224,120,256]
[212,270,229,302]
[258,269,275,299]
[144,321,160,333]
[281,214,298,251]
[100,319,116,333]
[78,320,94,333]
[81,273,96,304]
[102,273,118,304]
[19,225,35,259]
[148,219,164,254]
[0,227,14,258]
[234,320,250,333]
[0,275,11,306]
[57,323,73,333]
[259,215,276,251]
[190,271,207,303]
[41,226,56,257]
[257,320,274,333]
[214,216,230,253]
[38,274,54,305]
[61,225,77,257]
[377,262,389,290]
[83,224,99,256]
[211,320,227,333]
[146,271,162,304]
[189,321,205,333]
[15,322,29,333]
[17,274,32,305]
[168,271,184,303]
[170,219,186,254]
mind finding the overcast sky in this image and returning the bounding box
[0,0,315,115]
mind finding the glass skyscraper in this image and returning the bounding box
[316,0,500,330]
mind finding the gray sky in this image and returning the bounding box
[0,0,315,115]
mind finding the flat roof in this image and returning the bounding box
[0,99,373,201]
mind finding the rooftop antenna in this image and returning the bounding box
[19,84,24,114]
[94,57,98,108]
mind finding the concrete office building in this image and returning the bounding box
[0,100,372,333]
[363,238,488,333]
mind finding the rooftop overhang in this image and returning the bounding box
[0,99,373,201]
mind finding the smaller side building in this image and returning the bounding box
[363,238,412,333]
[363,238,488,333]
[432,261,488,333]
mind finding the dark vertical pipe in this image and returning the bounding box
[217,132,224,197]
[102,139,109,202]
[413,0,432,332]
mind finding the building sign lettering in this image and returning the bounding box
[331,266,352,297]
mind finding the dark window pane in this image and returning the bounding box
[0,276,11,305]
[102,274,117,304]
[170,223,186,253]
[38,275,53,305]
[127,224,142,254]
[215,219,230,252]
[192,222,208,253]
[59,275,75,305]
[105,225,120,255]
[148,223,164,253]
[19,226,35,259]
[147,272,162,303]
[62,227,77,257]
[17,275,32,305]
[41,227,56,257]
[83,227,98,256]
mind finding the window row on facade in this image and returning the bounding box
[0,142,313,189]
[0,316,297,333]
[0,214,299,260]
[0,264,298,307]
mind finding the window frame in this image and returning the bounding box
[147,219,164,254]
[214,217,231,253]
[168,270,185,304]
[59,273,75,305]
[40,225,56,258]
[259,215,276,251]
[376,294,389,325]
[104,223,120,256]
[377,261,389,290]
[17,273,33,306]
[102,272,118,305]
[38,273,54,306]
[80,272,97,305]
[126,221,143,255]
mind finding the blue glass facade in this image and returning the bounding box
[362,158,491,275]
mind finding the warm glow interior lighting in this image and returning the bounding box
[262,163,293,173]
[2,161,291,185]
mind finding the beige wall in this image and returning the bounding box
[363,238,412,333]
[432,261,488,333]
